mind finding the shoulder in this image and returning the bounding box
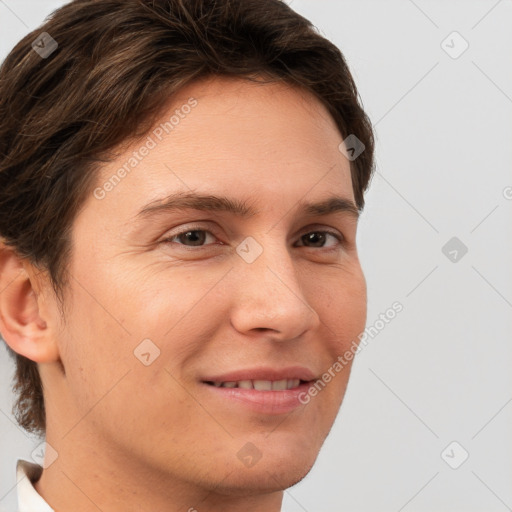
[16,459,54,512]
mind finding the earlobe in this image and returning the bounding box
[0,245,60,363]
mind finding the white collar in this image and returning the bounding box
[16,459,54,512]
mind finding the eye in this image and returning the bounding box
[161,227,218,247]
[160,226,344,250]
[295,230,344,249]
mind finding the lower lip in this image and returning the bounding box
[201,381,314,415]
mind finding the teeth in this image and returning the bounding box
[213,379,303,390]
[287,379,300,389]
[253,380,272,391]
[272,379,288,391]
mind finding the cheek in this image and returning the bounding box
[59,283,135,412]
[106,258,217,332]
[304,267,366,413]
[319,267,367,349]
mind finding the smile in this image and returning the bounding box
[199,366,318,414]
[203,379,306,390]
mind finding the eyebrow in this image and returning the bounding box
[135,191,360,221]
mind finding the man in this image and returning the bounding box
[0,0,375,510]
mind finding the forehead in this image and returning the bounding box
[91,76,354,217]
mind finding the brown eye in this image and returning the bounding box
[161,228,217,247]
[296,231,343,249]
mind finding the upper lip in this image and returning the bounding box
[201,366,317,383]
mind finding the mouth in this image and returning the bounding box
[200,370,318,414]
[202,379,310,390]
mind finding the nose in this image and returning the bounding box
[229,238,321,341]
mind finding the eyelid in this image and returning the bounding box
[163,222,220,239]
[161,222,346,248]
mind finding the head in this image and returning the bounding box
[0,0,374,499]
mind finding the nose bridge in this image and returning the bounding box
[230,233,318,336]
[238,234,298,297]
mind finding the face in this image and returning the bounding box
[43,76,367,495]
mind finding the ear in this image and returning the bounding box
[0,243,60,363]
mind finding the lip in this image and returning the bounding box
[200,366,318,415]
[201,365,317,383]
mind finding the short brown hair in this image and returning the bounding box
[0,0,375,438]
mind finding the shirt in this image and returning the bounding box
[16,459,54,512]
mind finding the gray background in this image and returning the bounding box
[1,1,511,511]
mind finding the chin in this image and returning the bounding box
[211,457,317,497]
[206,442,321,497]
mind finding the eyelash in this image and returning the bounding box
[160,225,345,251]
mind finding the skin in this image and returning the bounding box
[0,75,367,512]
